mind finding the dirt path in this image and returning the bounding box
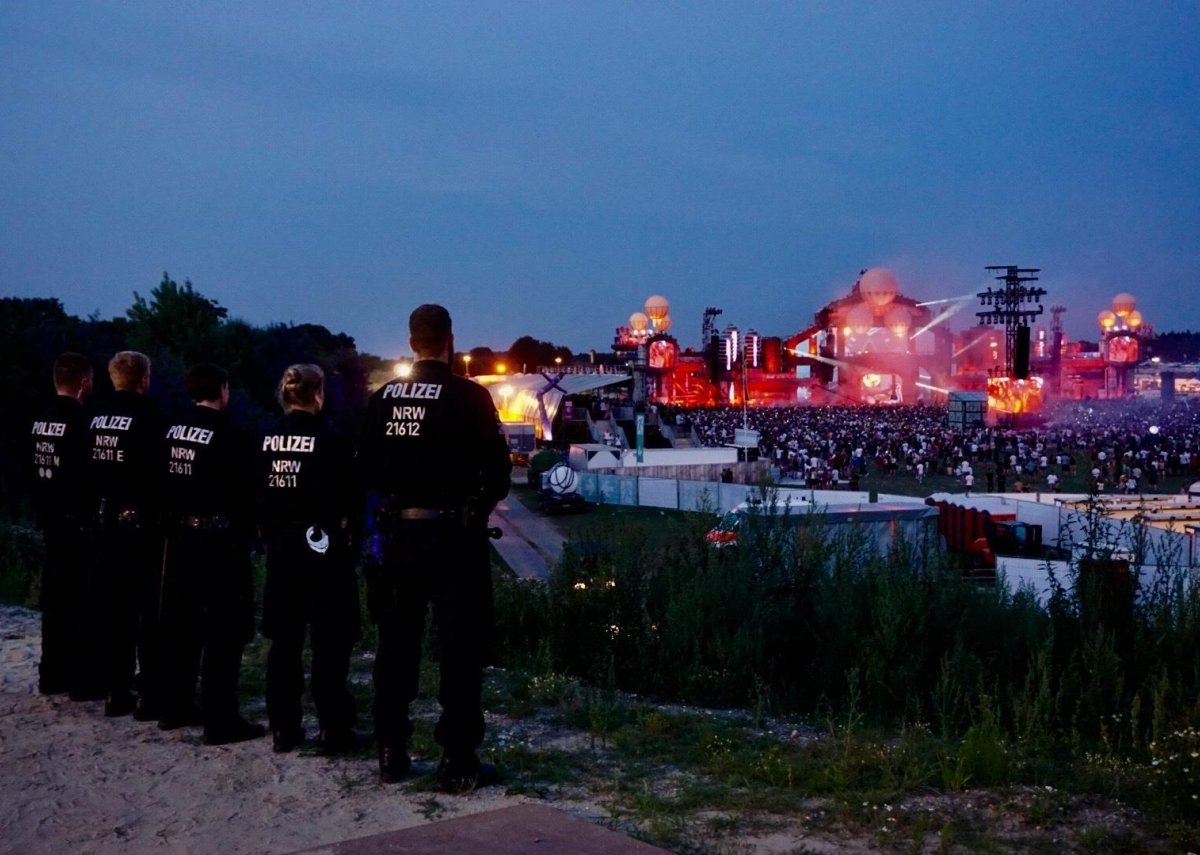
[490,496,565,580]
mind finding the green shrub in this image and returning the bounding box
[486,495,1200,829]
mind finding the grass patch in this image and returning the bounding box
[486,487,1200,844]
[490,744,588,796]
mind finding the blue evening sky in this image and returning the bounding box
[2,2,1197,357]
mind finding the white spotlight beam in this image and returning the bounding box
[915,293,976,307]
[911,301,972,339]
[953,337,989,359]
[793,350,851,369]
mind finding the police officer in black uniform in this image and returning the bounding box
[159,364,264,744]
[258,364,361,753]
[360,304,511,791]
[85,351,163,718]
[30,352,102,699]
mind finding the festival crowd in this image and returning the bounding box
[669,399,1200,494]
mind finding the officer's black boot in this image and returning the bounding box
[104,690,136,717]
[378,744,412,784]
[203,716,266,746]
[435,753,497,794]
[38,678,69,696]
[272,726,306,753]
[318,728,367,755]
[68,684,107,703]
[133,694,160,722]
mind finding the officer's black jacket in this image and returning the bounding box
[85,391,162,516]
[162,405,255,528]
[359,359,511,510]
[257,409,358,531]
[29,394,90,523]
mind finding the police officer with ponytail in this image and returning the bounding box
[257,364,360,753]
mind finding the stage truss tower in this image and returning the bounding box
[977,265,1045,376]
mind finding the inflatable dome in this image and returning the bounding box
[846,303,874,335]
[1112,292,1136,318]
[644,295,670,321]
[859,268,899,308]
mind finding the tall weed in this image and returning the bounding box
[487,494,1200,828]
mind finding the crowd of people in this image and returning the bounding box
[671,398,1200,494]
[28,304,510,794]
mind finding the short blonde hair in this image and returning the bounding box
[108,351,150,391]
[277,364,324,410]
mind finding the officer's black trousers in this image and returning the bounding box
[372,519,492,759]
[158,526,254,728]
[38,518,103,696]
[94,521,162,702]
[263,526,358,736]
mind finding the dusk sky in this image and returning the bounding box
[3,2,1198,358]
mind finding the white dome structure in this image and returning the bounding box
[644,295,670,321]
[859,268,899,308]
[884,305,911,336]
[846,303,874,335]
[1112,292,1136,318]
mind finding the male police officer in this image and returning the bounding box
[30,352,102,699]
[86,351,163,718]
[160,364,264,744]
[360,304,510,791]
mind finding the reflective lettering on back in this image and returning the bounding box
[262,435,316,453]
[165,424,214,444]
[90,415,133,431]
[382,382,443,400]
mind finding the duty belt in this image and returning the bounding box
[96,499,143,528]
[117,508,142,527]
[397,507,460,521]
[179,514,231,530]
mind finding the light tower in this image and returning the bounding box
[977,265,1045,378]
[1048,304,1067,395]
[701,306,723,349]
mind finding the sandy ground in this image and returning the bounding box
[7,600,1157,855]
[0,605,534,855]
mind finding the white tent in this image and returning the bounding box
[474,372,630,440]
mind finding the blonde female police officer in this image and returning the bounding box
[257,364,360,753]
[359,304,510,792]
